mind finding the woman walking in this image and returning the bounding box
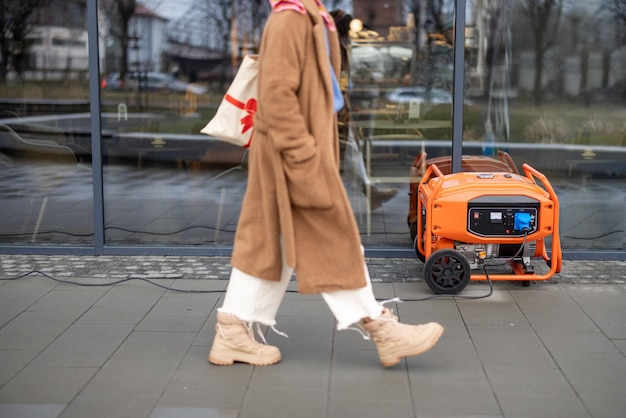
[209,0,443,368]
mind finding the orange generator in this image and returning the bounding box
[408,152,562,294]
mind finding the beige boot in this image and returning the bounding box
[362,308,444,367]
[208,312,281,366]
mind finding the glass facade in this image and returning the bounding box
[0,0,93,247]
[0,0,624,258]
[463,0,626,254]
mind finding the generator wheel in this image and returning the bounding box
[424,249,471,295]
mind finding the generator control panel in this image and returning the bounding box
[467,196,539,237]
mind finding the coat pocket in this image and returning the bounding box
[284,152,334,209]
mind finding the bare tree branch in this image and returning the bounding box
[0,0,47,83]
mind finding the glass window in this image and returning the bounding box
[464,0,626,254]
[96,0,458,250]
[347,0,455,247]
[4,0,620,256]
[98,0,271,246]
[0,0,93,247]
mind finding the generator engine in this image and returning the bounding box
[455,241,537,269]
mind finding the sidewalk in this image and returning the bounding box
[0,255,625,418]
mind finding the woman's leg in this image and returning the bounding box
[219,263,293,328]
[209,252,293,366]
[321,262,383,331]
[322,263,444,368]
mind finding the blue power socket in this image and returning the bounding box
[514,212,532,232]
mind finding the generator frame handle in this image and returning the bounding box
[416,163,446,259]
[521,163,563,273]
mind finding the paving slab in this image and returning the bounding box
[552,352,626,417]
[0,366,97,404]
[0,279,59,327]
[0,350,39,387]
[0,310,79,351]
[31,323,134,367]
[0,403,65,418]
[0,256,625,418]
[239,387,328,418]
[150,406,237,418]
[409,381,502,417]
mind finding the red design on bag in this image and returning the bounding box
[225,94,257,148]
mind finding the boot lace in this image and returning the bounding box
[254,323,289,344]
[345,297,402,339]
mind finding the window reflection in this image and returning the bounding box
[347,0,455,243]
[465,0,626,252]
[1,0,622,255]
[0,0,93,246]
[99,0,270,246]
[97,0,459,249]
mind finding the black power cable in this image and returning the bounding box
[395,266,494,302]
[4,233,534,299]
[0,270,225,294]
[0,267,494,301]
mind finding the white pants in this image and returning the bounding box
[219,248,384,332]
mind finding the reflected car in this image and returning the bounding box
[385,86,470,105]
[386,86,451,104]
[101,72,207,94]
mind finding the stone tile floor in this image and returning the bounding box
[0,255,625,418]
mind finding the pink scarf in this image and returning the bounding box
[269,0,336,31]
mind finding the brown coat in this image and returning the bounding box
[230,0,366,294]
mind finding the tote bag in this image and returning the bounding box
[201,54,258,148]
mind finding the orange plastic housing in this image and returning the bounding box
[408,151,518,234]
[416,161,562,283]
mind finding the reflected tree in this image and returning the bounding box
[473,0,512,143]
[599,0,626,97]
[101,0,137,84]
[0,0,46,84]
[601,0,626,43]
[195,0,270,89]
[479,0,508,99]
[405,0,454,87]
[235,0,271,54]
[204,0,232,89]
[518,0,565,105]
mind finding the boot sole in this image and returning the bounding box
[208,352,281,366]
[379,324,444,367]
[209,328,281,366]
